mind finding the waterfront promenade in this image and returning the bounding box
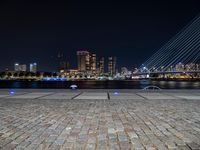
[0,89,200,150]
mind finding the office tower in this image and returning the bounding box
[14,63,20,71]
[14,63,27,72]
[108,57,113,75]
[57,48,65,71]
[59,61,66,71]
[108,56,117,76]
[99,57,105,74]
[85,53,90,72]
[77,51,90,72]
[20,65,27,72]
[185,63,196,71]
[30,63,37,73]
[90,53,96,74]
[175,62,184,72]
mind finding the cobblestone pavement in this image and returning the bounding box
[0,90,200,150]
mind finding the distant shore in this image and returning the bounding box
[1,78,200,81]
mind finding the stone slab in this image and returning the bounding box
[75,92,108,100]
[81,92,107,96]
[165,92,198,96]
[75,96,108,100]
[136,92,178,100]
[175,96,200,100]
[0,91,27,95]
[40,92,80,100]
[109,92,144,100]
[6,92,53,99]
[0,95,9,98]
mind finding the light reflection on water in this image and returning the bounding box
[0,80,199,89]
[152,81,200,89]
[193,82,200,88]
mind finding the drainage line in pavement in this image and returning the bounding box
[135,93,148,100]
[71,92,83,100]
[107,92,110,100]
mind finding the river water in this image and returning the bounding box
[0,80,200,89]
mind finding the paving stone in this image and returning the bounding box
[186,142,200,150]
[0,95,10,98]
[1,90,200,149]
[54,139,65,145]
[6,92,53,99]
[109,92,144,100]
[40,92,80,100]
[75,92,108,100]
[176,96,200,100]
[137,92,178,100]
[177,145,191,150]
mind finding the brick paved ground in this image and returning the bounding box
[0,90,200,150]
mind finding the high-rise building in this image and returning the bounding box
[14,63,27,72]
[99,57,104,74]
[175,62,184,72]
[77,51,90,72]
[30,63,37,73]
[20,65,27,72]
[14,63,20,71]
[59,62,65,71]
[185,63,196,71]
[90,53,96,74]
[85,53,90,72]
[108,57,117,76]
[57,48,66,71]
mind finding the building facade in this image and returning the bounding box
[108,56,117,76]
[77,51,90,72]
[99,57,105,74]
[30,63,37,73]
[90,53,96,74]
[14,63,27,72]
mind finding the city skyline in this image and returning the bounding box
[0,1,199,71]
[11,50,117,73]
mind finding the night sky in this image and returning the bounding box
[0,0,199,72]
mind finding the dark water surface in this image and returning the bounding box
[0,80,200,89]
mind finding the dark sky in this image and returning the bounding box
[0,0,199,72]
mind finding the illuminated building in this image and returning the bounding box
[59,61,70,72]
[175,62,184,72]
[77,51,90,72]
[20,65,27,72]
[68,69,79,76]
[57,49,68,72]
[185,63,196,71]
[90,53,96,74]
[99,57,105,74]
[121,67,128,75]
[14,63,27,72]
[108,56,117,76]
[14,63,20,71]
[30,63,37,73]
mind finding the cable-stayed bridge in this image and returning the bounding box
[137,14,200,76]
